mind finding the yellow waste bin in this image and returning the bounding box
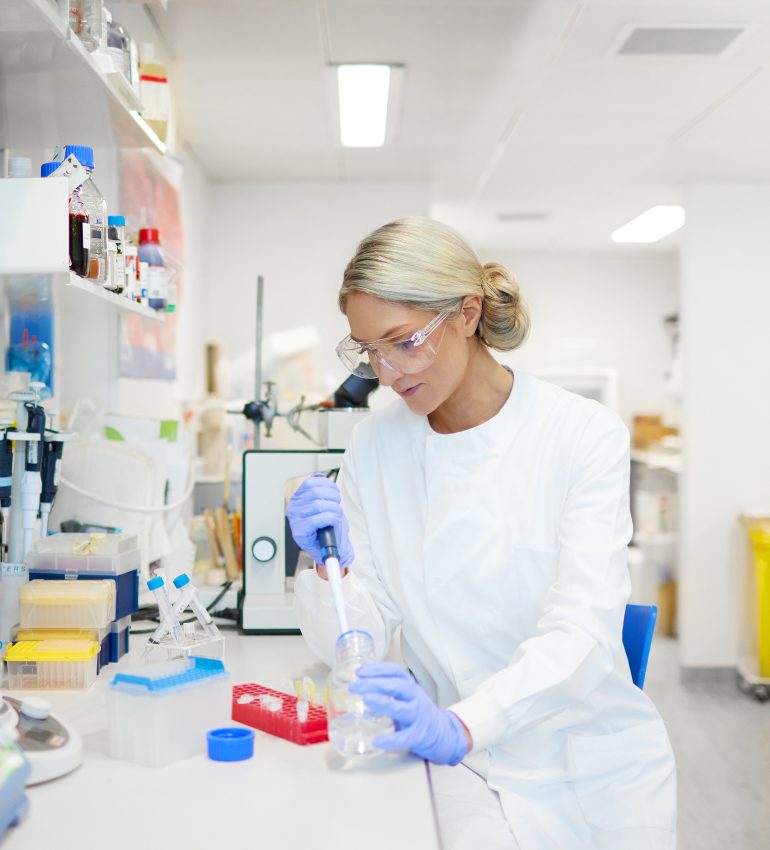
[739,516,770,700]
[747,527,770,678]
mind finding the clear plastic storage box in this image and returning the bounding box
[27,534,140,619]
[107,657,230,767]
[4,640,100,689]
[19,580,116,629]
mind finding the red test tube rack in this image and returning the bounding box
[231,684,328,746]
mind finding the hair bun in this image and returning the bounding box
[477,262,530,351]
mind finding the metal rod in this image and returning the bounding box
[254,275,264,449]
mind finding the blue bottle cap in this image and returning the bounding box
[63,145,95,169]
[146,576,164,591]
[207,728,255,762]
[108,215,126,226]
[40,162,59,177]
[173,573,190,589]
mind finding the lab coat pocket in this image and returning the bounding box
[566,720,676,832]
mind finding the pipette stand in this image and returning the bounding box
[145,624,225,662]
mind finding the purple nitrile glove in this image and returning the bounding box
[286,473,355,569]
[349,662,470,765]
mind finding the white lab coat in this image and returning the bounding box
[295,372,676,850]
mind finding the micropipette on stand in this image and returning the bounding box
[0,425,13,554]
[318,526,349,635]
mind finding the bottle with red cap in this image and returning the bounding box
[138,228,167,310]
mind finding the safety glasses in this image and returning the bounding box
[336,311,454,379]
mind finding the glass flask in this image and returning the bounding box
[326,630,395,759]
[69,0,103,52]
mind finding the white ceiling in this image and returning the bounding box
[147,0,770,251]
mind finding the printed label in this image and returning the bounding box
[46,155,92,194]
[0,563,28,578]
[82,221,90,248]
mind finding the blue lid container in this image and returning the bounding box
[207,728,255,762]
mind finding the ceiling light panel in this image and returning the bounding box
[617,26,744,57]
[611,206,685,243]
[337,64,391,148]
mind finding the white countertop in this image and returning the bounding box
[3,630,440,850]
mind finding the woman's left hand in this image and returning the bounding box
[350,662,471,765]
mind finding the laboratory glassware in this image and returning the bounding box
[41,161,90,277]
[68,0,103,52]
[105,10,131,79]
[106,216,126,292]
[138,228,168,310]
[63,145,107,283]
[326,629,395,759]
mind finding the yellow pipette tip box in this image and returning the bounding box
[5,639,100,690]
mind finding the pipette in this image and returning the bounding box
[318,526,349,635]
[0,424,13,552]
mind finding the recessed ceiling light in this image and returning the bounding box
[497,212,550,223]
[336,64,392,148]
[611,206,685,243]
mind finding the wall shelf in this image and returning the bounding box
[630,449,682,474]
[63,273,165,321]
[0,0,165,153]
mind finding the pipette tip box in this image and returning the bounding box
[4,640,100,690]
[231,684,328,746]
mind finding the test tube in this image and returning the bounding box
[147,576,184,645]
[172,573,220,639]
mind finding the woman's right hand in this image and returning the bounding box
[286,473,355,570]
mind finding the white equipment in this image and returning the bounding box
[0,696,83,784]
[241,448,343,633]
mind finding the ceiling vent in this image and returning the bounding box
[497,212,549,223]
[617,26,744,56]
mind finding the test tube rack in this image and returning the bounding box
[231,684,328,746]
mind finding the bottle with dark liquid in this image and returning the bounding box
[41,160,90,277]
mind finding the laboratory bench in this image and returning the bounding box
[2,630,441,850]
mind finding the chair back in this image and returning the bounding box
[622,604,657,689]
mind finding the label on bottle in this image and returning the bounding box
[46,154,92,194]
[82,220,90,248]
[147,265,168,300]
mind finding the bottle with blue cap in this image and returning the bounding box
[325,629,395,759]
[146,575,184,646]
[106,215,126,293]
[41,160,90,278]
[61,145,107,283]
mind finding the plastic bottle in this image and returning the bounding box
[105,9,130,79]
[138,228,167,310]
[7,158,31,178]
[106,216,125,293]
[41,161,90,278]
[123,241,138,301]
[63,145,107,283]
[68,0,103,52]
[139,43,169,143]
[326,630,394,759]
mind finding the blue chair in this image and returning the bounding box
[622,604,657,689]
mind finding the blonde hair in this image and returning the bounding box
[339,217,529,351]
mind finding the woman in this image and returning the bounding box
[287,218,676,850]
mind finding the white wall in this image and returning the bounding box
[494,251,678,426]
[679,184,770,670]
[204,180,431,395]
